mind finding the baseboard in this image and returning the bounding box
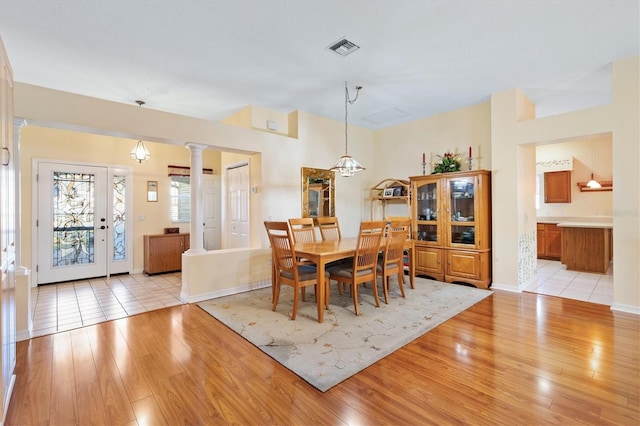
[182,281,272,304]
[489,282,522,293]
[610,303,640,315]
[16,329,32,342]
[1,373,15,426]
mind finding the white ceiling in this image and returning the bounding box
[0,0,638,130]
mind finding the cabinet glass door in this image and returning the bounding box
[447,177,476,247]
[415,180,440,244]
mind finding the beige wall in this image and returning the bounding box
[12,55,639,312]
[491,55,638,313]
[372,101,492,219]
[19,126,220,274]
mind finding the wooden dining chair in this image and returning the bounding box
[264,221,325,321]
[377,218,410,304]
[326,220,386,315]
[317,216,342,241]
[288,217,317,244]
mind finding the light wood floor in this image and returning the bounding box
[5,290,639,425]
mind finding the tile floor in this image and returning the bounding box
[29,262,613,339]
[30,272,184,338]
[525,259,613,305]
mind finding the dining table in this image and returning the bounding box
[293,237,415,323]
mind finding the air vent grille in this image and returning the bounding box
[327,38,360,57]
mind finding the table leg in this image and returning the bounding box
[317,260,325,323]
[408,245,415,289]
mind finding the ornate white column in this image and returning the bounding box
[185,143,208,254]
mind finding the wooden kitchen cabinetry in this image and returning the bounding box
[537,223,561,260]
[544,171,571,203]
[144,233,190,274]
[410,170,491,288]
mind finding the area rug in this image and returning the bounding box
[197,277,492,392]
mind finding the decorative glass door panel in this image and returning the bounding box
[447,177,476,247]
[52,171,96,267]
[37,163,108,284]
[415,180,441,245]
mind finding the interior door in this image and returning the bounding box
[226,163,250,249]
[37,163,108,284]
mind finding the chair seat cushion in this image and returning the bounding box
[327,265,375,279]
[376,261,401,272]
[281,265,317,281]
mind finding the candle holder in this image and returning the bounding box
[422,161,427,175]
[468,156,473,170]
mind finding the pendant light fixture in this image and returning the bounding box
[586,140,601,188]
[330,81,365,177]
[130,100,151,163]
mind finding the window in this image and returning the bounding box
[170,176,191,222]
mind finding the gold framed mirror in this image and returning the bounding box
[301,167,335,219]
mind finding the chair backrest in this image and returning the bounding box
[383,220,410,266]
[264,221,297,275]
[354,220,386,272]
[317,216,342,241]
[288,217,317,243]
[386,216,412,238]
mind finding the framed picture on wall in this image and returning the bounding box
[147,181,158,202]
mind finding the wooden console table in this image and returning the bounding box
[143,233,190,274]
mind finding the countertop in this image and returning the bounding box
[538,216,613,229]
[556,221,613,229]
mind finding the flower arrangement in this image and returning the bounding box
[432,151,462,174]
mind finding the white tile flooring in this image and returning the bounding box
[525,259,613,305]
[30,272,184,338]
[28,262,612,339]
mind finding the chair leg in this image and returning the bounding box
[371,277,381,308]
[324,278,330,309]
[397,272,406,298]
[291,286,299,320]
[272,282,281,311]
[381,275,390,304]
[301,287,306,302]
[351,283,360,315]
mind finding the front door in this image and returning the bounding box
[36,162,132,284]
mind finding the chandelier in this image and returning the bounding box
[330,82,365,177]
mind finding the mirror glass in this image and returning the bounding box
[301,167,335,219]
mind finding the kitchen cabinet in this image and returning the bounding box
[144,233,190,274]
[544,171,571,203]
[537,223,561,260]
[559,224,612,273]
[410,170,491,288]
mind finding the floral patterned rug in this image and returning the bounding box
[197,277,492,392]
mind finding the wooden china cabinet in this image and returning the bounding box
[410,170,492,289]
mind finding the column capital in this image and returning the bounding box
[185,142,209,151]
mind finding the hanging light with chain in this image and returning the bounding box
[330,81,365,177]
[130,100,151,163]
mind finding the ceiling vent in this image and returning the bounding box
[327,38,360,57]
